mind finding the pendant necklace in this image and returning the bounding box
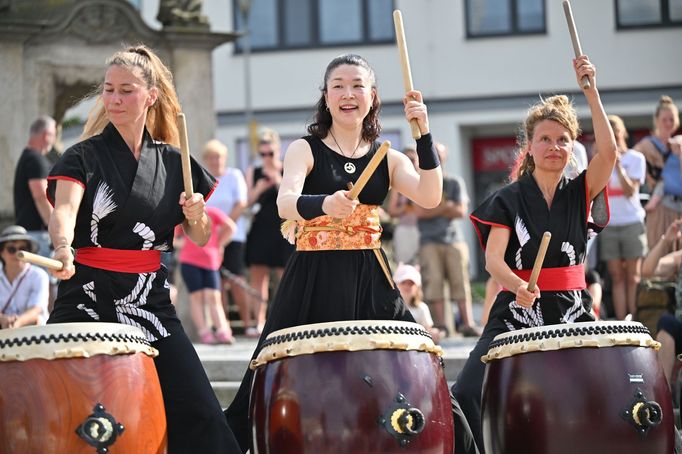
[329,129,362,174]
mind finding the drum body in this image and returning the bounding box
[0,323,167,454]
[250,320,454,454]
[482,321,673,454]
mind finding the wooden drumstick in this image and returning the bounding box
[527,232,551,292]
[562,1,591,89]
[17,250,63,271]
[177,113,197,226]
[393,10,421,140]
[347,141,390,200]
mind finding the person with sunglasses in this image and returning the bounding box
[243,128,295,337]
[0,225,49,329]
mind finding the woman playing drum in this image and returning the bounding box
[452,55,617,454]
[225,53,443,451]
[46,44,241,453]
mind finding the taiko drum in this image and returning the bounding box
[249,320,454,454]
[0,322,167,453]
[481,321,673,454]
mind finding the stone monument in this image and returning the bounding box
[0,0,238,222]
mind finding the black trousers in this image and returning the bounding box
[451,319,507,454]
[153,319,241,453]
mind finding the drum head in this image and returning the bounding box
[0,322,158,362]
[251,320,441,369]
[482,321,659,363]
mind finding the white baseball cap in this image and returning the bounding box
[393,263,422,287]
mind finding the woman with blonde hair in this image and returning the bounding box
[599,115,647,320]
[636,96,681,248]
[46,44,240,452]
[452,55,617,453]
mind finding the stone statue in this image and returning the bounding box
[157,0,209,28]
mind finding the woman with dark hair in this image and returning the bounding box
[225,53,443,452]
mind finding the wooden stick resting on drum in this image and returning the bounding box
[527,232,551,292]
[393,10,421,140]
[562,1,591,89]
[17,250,63,271]
[346,141,390,200]
[177,112,197,226]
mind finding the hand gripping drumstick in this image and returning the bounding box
[17,250,64,271]
[393,10,421,140]
[527,232,552,292]
[177,113,197,226]
[562,1,591,89]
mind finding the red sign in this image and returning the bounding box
[472,137,518,172]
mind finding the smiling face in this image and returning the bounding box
[102,64,157,129]
[527,120,573,173]
[324,64,376,129]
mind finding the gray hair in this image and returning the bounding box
[29,115,56,136]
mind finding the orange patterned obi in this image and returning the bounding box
[291,204,383,251]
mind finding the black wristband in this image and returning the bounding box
[416,133,440,170]
[296,194,327,220]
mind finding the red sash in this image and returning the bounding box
[76,247,161,273]
[509,265,586,291]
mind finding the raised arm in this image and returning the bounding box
[578,55,617,200]
[389,89,442,208]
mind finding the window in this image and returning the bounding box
[465,0,546,38]
[616,0,682,28]
[233,0,394,51]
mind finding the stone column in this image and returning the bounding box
[170,46,216,158]
[0,42,26,220]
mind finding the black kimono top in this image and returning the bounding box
[471,171,609,331]
[46,123,216,341]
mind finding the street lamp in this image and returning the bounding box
[238,0,258,169]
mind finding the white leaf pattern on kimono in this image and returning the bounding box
[82,281,97,302]
[506,300,545,328]
[116,312,157,342]
[115,273,154,306]
[561,241,576,265]
[515,216,531,270]
[561,290,587,323]
[76,303,100,320]
[118,305,170,339]
[90,182,117,246]
[80,274,170,342]
[133,223,156,250]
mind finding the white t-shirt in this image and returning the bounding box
[0,265,49,324]
[607,149,646,226]
[408,301,434,328]
[206,167,248,243]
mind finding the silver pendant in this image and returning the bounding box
[344,162,356,174]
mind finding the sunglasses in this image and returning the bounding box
[2,245,25,255]
[259,151,275,158]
